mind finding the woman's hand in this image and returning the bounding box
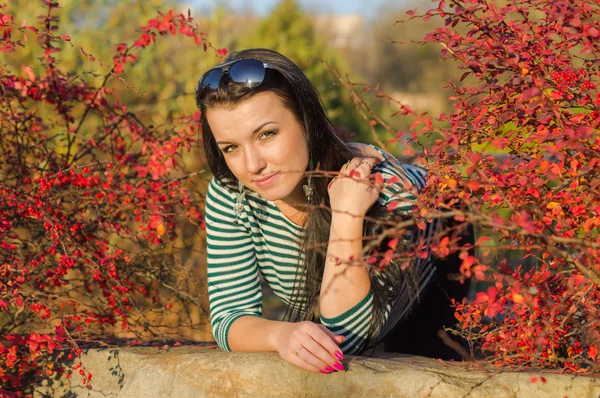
[328,156,383,218]
[275,321,346,373]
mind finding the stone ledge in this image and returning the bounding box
[36,346,600,397]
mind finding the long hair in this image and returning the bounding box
[196,48,418,351]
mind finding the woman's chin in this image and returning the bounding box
[254,188,286,202]
[252,184,298,203]
[248,175,303,203]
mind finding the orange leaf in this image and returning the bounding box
[475,236,491,246]
[466,181,480,190]
[512,293,524,303]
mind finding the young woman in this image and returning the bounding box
[197,48,470,374]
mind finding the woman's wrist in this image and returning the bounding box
[229,316,292,352]
[330,212,364,240]
[267,319,293,352]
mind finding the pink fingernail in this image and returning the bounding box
[334,351,344,360]
[319,369,329,375]
[325,366,335,372]
[334,362,344,371]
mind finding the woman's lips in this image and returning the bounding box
[254,172,279,188]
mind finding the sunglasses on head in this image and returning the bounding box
[196,58,273,96]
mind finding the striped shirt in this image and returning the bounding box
[205,144,436,354]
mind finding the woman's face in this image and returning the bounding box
[206,91,309,203]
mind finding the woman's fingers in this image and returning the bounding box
[310,325,347,370]
[340,157,362,176]
[316,325,346,355]
[354,157,379,179]
[328,155,383,216]
[294,340,331,371]
[287,348,322,373]
[297,334,339,370]
[333,156,381,192]
[341,156,380,178]
[285,323,346,373]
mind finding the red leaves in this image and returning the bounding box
[520,87,541,101]
[134,32,156,48]
[588,346,598,361]
[386,200,400,211]
[140,10,213,53]
[157,17,176,34]
[438,236,450,257]
[425,0,599,369]
[584,25,599,38]
[459,253,475,275]
[112,52,138,75]
[474,236,491,246]
[386,175,400,184]
[0,3,219,391]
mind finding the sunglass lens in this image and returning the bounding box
[229,59,265,88]
[202,69,223,89]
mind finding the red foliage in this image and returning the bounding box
[1,0,598,394]
[403,0,600,372]
[0,2,216,394]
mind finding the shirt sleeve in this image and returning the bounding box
[320,146,432,354]
[205,176,262,352]
[320,291,375,354]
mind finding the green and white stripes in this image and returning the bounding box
[205,145,432,354]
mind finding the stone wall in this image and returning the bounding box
[36,346,599,397]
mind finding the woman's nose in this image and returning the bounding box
[244,147,266,174]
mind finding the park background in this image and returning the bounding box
[1,0,599,393]
[7,0,491,340]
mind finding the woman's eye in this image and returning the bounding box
[259,130,277,140]
[221,131,276,153]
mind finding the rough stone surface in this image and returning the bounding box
[35,346,600,397]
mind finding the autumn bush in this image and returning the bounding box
[1,0,599,395]
[393,0,599,372]
[0,2,224,394]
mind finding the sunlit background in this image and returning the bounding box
[193,0,390,18]
[6,0,518,328]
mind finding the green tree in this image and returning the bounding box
[7,0,241,125]
[237,0,370,141]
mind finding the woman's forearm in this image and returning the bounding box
[228,315,290,352]
[319,213,371,318]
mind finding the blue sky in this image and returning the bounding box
[190,0,397,18]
